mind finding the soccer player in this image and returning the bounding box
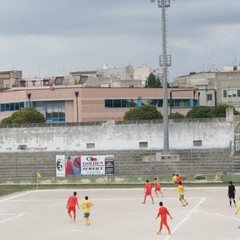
[236,198,240,213]
[177,182,188,207]
[66,192,79,223]
[236,198,240,214]
[154,177,164,197]
[81,196,94,225]
[171,174,177,185]
[155,201,172,235]
[176,174,184,185]
[228,181,236,207]
[236,198,240,228]
[143,179,154,204]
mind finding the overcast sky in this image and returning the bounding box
[0,0,240,81]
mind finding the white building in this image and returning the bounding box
[70,64,161,86]
[174,66,240,110]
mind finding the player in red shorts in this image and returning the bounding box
[143,179,154,204]
[66,192,79,223]
[154,177,164,197]
[156,201,172,235]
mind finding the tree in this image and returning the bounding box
[169,112,185,119]
[186,104,240,119]
[123,105,163,120]
[1,117,12,125]
[1,108,45,125]
[186,106,213,118]
[145,73,162,88]
[211,104,240,117]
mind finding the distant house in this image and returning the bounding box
[174,66,240,112]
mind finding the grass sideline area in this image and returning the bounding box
[0,183,227,197]
[0,174,240,197]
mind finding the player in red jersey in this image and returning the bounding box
[154,177,164,197]
[66,192,79,223]
[143,179,154,204]
[156,201,172,235]
[176,174,183,185]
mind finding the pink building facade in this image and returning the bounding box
[0,86,199,123]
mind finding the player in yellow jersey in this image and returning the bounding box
[177,182,188,207]
[81,196,94,225]
[236,198,240,228]
[236,198,240,214]
[171,174,177,185]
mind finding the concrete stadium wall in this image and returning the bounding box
[0,149,239,179]
[0,118,234,152]
[0,108,238,179]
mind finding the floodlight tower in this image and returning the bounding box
[150,0,172,153]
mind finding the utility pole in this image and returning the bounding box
[150,0,172,153]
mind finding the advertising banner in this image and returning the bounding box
[56,155,66,177]
[81,155,105,175]
[56,154,114,176]
[105,155,114,175]
[65,155,81,176]
[81,155,114,176]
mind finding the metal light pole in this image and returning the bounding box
[150,0,171,153]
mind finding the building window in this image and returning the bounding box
[105,100,113,108]
[86,143,95,149]
[18,145,27,150]
[0,101,25,112]
[171,99,191,108]
[15,102,20,110]
[139,142,148,148]
[32,101,44,110]
[228,90,232,97]
[223,90,227,98]
[233,90,237,97]
[105,99,137,108]
[105,98,194,109]
[158,99,163,107]
[193,140,202,146]
[235,106,240,112]
[6,104,10,111]
[44,101,65,123]
[1,104,5,111]
[237,90,240,97]
[207,94,212,101]
[32,101,65,123]
[113,100,121,108]
[121,99,137,108]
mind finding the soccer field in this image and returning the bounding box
[0,187,240,240]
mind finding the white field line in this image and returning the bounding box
[200,210,240,222]
[0,191,36,203]
[0,213,25,224]
[164,197,206,240]
[0,192,33,224]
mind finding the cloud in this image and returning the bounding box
[0,0,239,79]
